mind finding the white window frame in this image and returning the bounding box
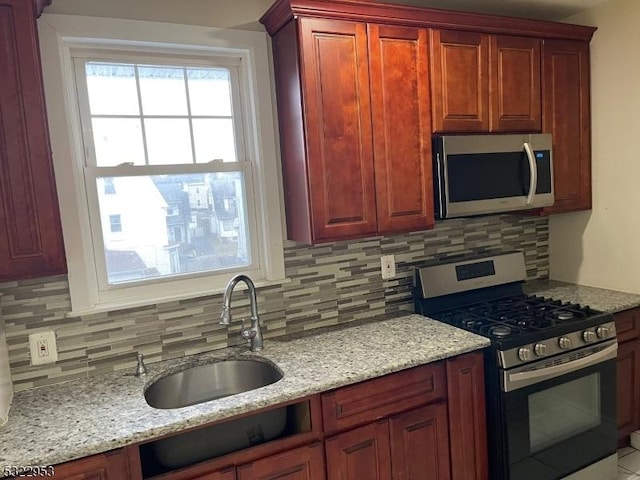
[38,14,286,315]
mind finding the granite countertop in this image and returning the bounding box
[0,314,489,473]
[524,279,640,313]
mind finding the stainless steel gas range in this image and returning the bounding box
[414,251,617,480]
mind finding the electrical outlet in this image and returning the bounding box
[29,331,58,366]
[381,254,396,279]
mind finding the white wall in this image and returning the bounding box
[549,0,640,293]
[44,0,274,30]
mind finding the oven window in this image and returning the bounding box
[529,373,601,453]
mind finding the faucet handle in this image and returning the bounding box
[240,319,257,341]
[135,352,148,377]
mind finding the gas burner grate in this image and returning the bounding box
[429,294,602,342]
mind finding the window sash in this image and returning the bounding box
[73,50,261,293]
[73,56,247,167]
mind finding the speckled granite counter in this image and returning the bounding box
[0,314,489,474]
[525,280,640,313]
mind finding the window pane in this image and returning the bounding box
[92,118,145,166]
[96,173,250,285]
[193,119,237,163]
[85,63,140,115]
[145,119,193,165]
[139,66,188,115]
[187,68,232,116]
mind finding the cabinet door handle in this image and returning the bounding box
[524,142,537,205]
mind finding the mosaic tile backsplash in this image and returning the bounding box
[0,214,548,391]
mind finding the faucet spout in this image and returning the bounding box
[219,274,263,351]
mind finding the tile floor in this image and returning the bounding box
[619,446,640,479]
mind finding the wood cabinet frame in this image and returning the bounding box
[0,0,66,280]
[616,308,640,445]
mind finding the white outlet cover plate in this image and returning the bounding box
[29,331,58,366]
[381,255,396,279]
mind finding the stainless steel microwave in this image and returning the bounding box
[433,134,554,219]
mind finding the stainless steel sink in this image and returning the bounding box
[144,359,287,469]
[145,359,283,409]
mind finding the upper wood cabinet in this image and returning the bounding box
[430,30,489,132]
[297,18,377,242]
[369,25,434,235]
[490,35,541,132]
[268,17,433,243]
[540,39,592,214]
[262,0,596,233]
[430,29,541,133]
[0,0,66,281]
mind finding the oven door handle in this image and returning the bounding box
[504,342,618,392]
[524,142,537,205]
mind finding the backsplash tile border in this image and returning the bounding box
[0,214,548,391]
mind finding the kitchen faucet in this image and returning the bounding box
[219,274,263,352]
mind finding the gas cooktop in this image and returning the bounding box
[427,294,609,350]
[413,251,616,368]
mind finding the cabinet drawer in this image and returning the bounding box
[616,308,640,343]
[321,363,446,434]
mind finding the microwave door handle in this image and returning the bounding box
[524,142,537,205]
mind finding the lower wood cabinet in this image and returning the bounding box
[190,468,236,480]
[325,420,391,480]
[36,450,129,479]
[446,351,488,480]
[616,307,640,444]
[38,352,488,480]
[325,402,451,480]
[389,403,451,480]
[237,443,325,480]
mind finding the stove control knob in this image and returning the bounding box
[518,347,532,362]
[534,343,548,357]
[583,330,596,343]
[596,326,610,339]
[558,337,572,350]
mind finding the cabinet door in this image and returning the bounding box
[237,442,325,480]
[368,25,434,234]
[46,451,129,479]
[389,403,451,480]
[0,0,66,280]
[616,308,640,343]
[430,29,489,132]
[490,35,541,132]
[298,18,377,242]
[194,469,236,480]
[617,340,640,440]
[325,421,392,480]
[446,352,488,480]
[541,40,591,214]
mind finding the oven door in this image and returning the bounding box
[501,340,617,480]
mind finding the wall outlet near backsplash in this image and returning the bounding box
[28,331,58,365]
